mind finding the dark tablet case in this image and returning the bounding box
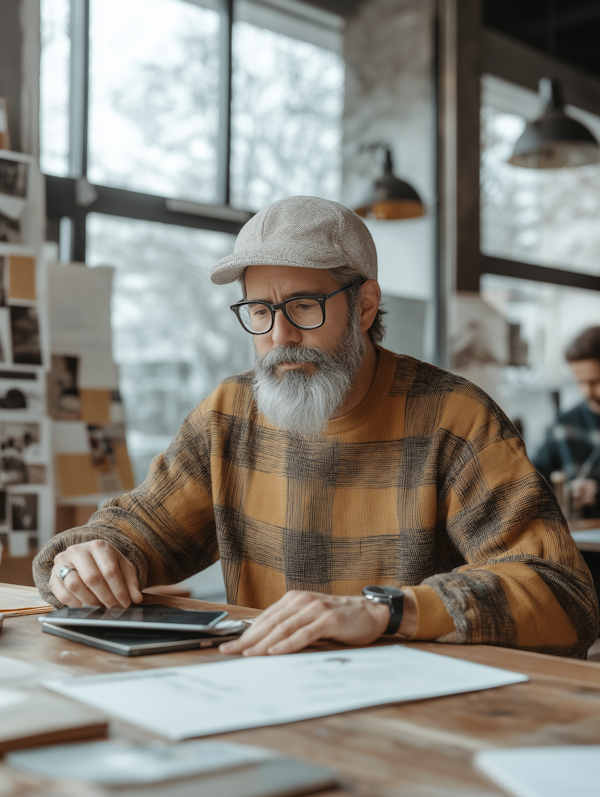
[42,622,241,656]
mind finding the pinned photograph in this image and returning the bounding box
[0,211,21,244]
[0,370,42,413]
[10,493,38,532]
[0,421,46,486]
[10,305,42,366]
[0,308,9,363]
[0,256,6,306]
[47,355,81,419]
[87,423,125,493]
[0,157,28,198]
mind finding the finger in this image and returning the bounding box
[61,570,108,606]
[48,572,85,608]
[237,603,326,657]
[85,545,135,608]
[220,604,311,653]
[266,616,334,655]
[66,549,123,608]
[119,557,143,604]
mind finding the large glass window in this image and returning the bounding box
[39,0,71,177]
[88,0,221,203]
[481,74,600,276]
[231,21,344,209]
[86,215,250,482]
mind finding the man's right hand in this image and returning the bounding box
[49,540,143,608]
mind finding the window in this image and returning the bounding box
[88,0,221,203]
[39,0,71,177]
[40,0,345,484]
[481,74,600,276]
[231,20,344,209]
[86,215,248,482]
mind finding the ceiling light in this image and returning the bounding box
[509,78,600,169]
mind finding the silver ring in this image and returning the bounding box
[58,566,77,582]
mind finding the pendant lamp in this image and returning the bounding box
[508,79,600,169]
[354,144,425,220]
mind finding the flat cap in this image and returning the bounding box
[210,195,378,284]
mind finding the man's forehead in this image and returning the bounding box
[244,264,339,295]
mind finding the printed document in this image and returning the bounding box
[45,645,527,740]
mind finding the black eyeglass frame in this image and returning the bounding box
[230,278,367,335]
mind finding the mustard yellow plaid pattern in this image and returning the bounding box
[34,348,598,657]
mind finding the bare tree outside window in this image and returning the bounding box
[231,22,344,210]
[481,106,600,276]
[87,215,250,483]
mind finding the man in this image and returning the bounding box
[533,326,600,517]
[34,196,597,658]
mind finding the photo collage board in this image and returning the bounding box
[0,151,53,556]
[47,264,136,503]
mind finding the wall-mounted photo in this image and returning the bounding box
[0,420,47,486]
[0,256,6,306]
[0,369,43,412]
[10,305,42,366]
[47,355,81,420]
[0,158,28,199]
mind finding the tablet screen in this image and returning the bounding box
[40,604,227,632]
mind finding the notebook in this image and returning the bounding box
[0,689,108,754]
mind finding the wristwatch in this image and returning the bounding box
[362,585,405,635]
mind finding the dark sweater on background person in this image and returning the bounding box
[533,401,600,517]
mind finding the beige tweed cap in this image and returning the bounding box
[209,195,378,284]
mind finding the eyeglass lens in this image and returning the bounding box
[238,298,324,332]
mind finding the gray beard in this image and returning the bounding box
[252,313,366,436]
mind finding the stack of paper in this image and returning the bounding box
[0,582,52,617]
[475,746,600,797]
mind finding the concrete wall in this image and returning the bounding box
[341,0,437,360]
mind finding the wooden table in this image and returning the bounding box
[569,518,600,552]
[2,592,600,796]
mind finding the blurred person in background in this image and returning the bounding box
[533,327,600,518]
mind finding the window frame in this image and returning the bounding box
[45,0,315,260]
[480,28,600,294]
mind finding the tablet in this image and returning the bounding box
[42,622,243,657]
[38,604,228,632]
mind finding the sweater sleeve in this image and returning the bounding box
[410,386,599,657]
[33,403,218,608]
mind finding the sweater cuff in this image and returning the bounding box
[406,585,456,640]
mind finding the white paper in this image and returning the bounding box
[0,687,27,709]
[475,746,600,797]
[45,645,528,741]
[0,655,38,681]
[53,420,90,454]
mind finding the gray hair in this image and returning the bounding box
[324,265,386,346]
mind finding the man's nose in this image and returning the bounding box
[271,308,302,346]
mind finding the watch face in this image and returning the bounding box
[362,585,404,599]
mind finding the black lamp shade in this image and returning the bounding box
[355,146,425,220]
[509,79,600,169]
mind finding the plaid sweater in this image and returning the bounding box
[34,348,598,656]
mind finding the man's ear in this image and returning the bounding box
[358,280,380,334]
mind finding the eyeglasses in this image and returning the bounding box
[230,278,367,335]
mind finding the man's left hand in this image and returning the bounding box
[219,589,415,656]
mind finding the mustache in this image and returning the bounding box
[254,345,334,372]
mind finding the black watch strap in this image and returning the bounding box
[362,586,405,635]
